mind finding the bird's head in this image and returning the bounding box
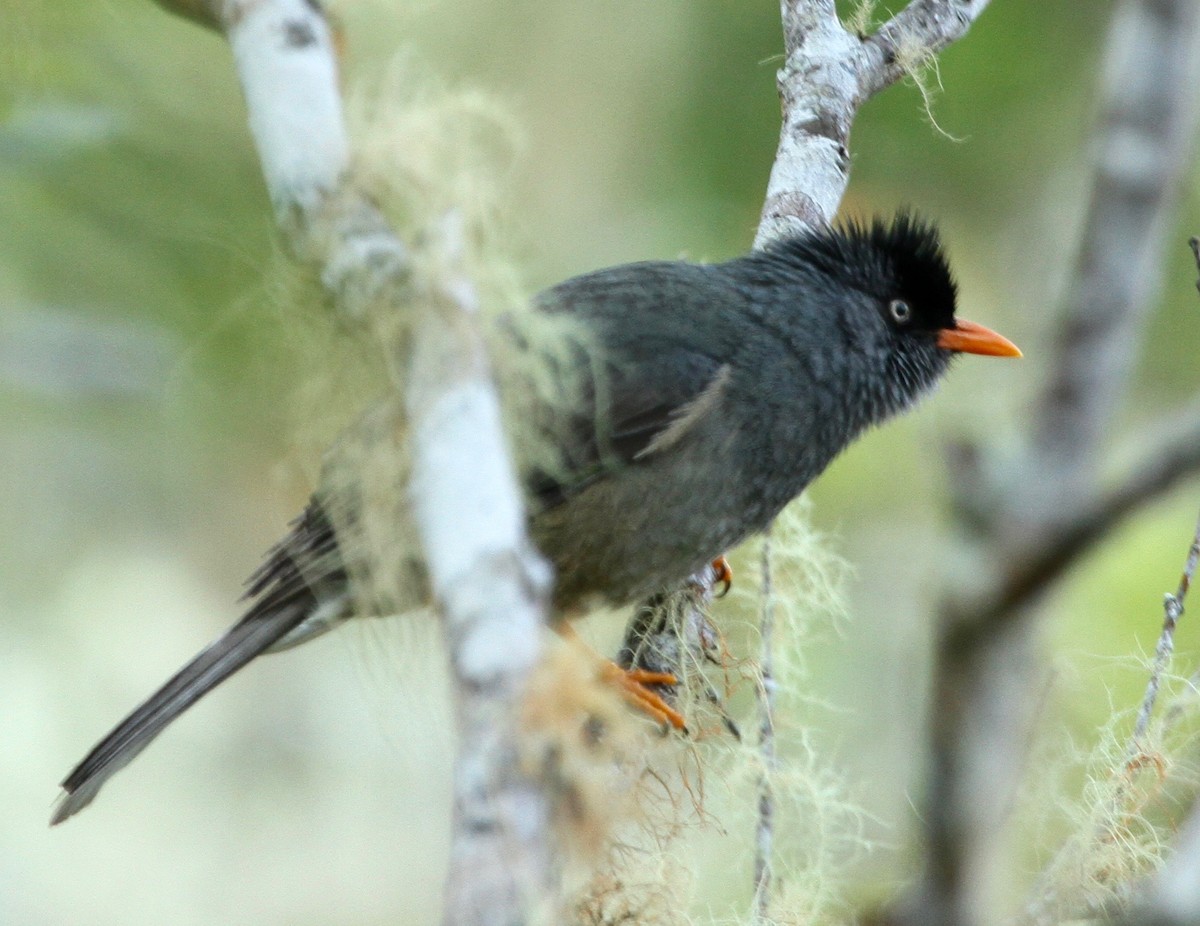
[768,212,1020,414]
[788,211,1019,354]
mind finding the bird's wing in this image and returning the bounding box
[51,501,349,825]
[625,363,732,461]
[525,337,730,509]
[524,262,738,509]
[606,358,731,463]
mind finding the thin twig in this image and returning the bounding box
[1021,238,1200,926]
[1108,512,1200,924]
[754,526,777,922]
[1129,238,1200,746]
[1131,501,1200,747]
[1027,510,1200,926]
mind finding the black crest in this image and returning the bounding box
[767,212,958,329]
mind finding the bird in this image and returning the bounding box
[51,212,1020,824]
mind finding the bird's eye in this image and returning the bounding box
[888,298,912,324]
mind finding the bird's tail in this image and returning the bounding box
[50,595,318,826]
[52,499,351,824]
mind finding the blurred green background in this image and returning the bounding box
[4,1,1200,923]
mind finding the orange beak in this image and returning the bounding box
[936,318,1022,358]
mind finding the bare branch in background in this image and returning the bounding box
[1129,238,1200,747]
[907,2,1200,925]
[1101,242,1200,926]
[150,1,556,923]
[944,0,1200,619]
[1087,511,1200,926]
[942,398,1200,627]
[1027,2,1200,511]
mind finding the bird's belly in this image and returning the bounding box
[530,449,778,612]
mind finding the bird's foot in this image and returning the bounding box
[599,661,687,732]
[711,555,733,597]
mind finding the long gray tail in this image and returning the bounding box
[52,500,348,825]
[50,595,315,825]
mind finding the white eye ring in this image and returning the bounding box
[889,298,912,324]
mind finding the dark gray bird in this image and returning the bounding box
[51,213,1019,824]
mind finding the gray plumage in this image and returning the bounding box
[53,213,1014,824]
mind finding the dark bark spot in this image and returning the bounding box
[794,111,846,146]
[760,192,826,231]
[283,19,317,48]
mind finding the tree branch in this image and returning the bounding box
[1027,0,1200,503]
[1091,508,1200,926]
[911,3,1200,923]
[945,396,1200,629]
[1063,229,1200,926]
[755,0,993,246]
[151,1,556,923]
[753,528,777,923]
[861,0,993,96]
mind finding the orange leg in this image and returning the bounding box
[556,625,686,731]
[599,662,687,731]
[711,555,733,597]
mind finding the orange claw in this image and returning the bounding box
[711,555,733,597]
[600,662,687,731]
